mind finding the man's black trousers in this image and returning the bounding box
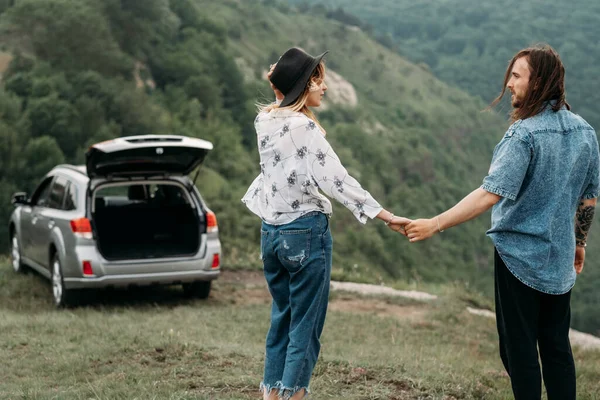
[494,248,576,400]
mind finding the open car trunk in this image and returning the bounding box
[92,182,204,261]
[86,135,213,178]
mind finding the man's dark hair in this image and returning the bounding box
[491,44,570,122]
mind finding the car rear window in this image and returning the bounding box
[64,182,78,211]
[93,183,191,211]
[48,176,68,209]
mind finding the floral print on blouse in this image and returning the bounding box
[242,108,382,225]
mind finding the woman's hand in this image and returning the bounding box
[267,63,284,101]
[388,216,411,236]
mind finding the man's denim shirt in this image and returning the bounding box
[482,105,600,294]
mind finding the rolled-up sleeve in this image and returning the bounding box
[305,128,383,224]
[582,135,600,199]
[481,134,532,201]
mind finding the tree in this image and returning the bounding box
[103,0,179,56]
[184,75,222,110]
[2,0,131,76]
[20,136,65,191]
[26,95,81,157]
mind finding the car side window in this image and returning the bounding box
[48,176,68,209]
[30,177,54,207]
[64,182,78,211]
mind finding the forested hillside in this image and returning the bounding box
[289,0,600,131]
[0,0,597,335]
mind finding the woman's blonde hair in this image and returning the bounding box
[259,62,326,133]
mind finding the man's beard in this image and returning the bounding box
[511,94,522,108]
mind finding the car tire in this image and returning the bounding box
[10,232,25,273]
[182,281,211,299]
[51,254,77,308]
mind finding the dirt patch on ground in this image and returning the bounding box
[220,271,600,350]
[218,270,428,322]
[329,297,428,322]
[220,269,265,286]
[226,286,271,306]
[217,270,270,306]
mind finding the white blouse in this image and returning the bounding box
[242,108,382,225]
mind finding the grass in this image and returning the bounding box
[1,257,599,399]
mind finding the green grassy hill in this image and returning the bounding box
[1,259,599,399]
[0,0,598,335]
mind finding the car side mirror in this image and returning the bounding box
[11,192,29,206]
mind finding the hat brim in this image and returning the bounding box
[279,51,328,108]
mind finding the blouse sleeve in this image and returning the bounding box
[303,121,383,223]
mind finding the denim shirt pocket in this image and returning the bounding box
[278,228,312,272]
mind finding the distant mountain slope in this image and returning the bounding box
[288,0,600,130]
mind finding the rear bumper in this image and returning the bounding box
[64,268,220,289]
[62,236,222,289]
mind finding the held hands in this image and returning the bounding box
[382,213,437,240]
[404,218,440,243]
[386,216,412,236]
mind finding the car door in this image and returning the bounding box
[20,176,54,263]
[31,176,69,269]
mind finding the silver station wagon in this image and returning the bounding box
[8,135,221,307]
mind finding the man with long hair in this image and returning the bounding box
[405,44,599,399]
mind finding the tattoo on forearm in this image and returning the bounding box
[575,202,596,246]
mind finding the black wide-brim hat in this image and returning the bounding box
[270,47,328,107]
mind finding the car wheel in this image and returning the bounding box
[11,233,25,273]
[51,254,77,308]
[182,281,211,299]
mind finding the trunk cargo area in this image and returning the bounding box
[92,183,203,260]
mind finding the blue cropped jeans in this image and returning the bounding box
[259,211,333,398]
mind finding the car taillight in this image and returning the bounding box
[211,253,220,269]
[82,260,94,276]
[70,218,92,239]
[206,211,218,233]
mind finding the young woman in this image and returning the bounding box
[242,47,409,400]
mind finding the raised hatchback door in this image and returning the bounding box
[86,135,213,178]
